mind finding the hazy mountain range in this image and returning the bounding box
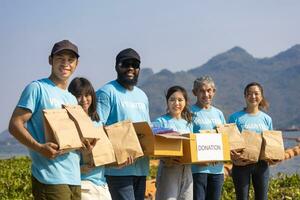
[139,45,300,129]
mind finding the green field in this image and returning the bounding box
[1,157,299,200]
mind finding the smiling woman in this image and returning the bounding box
[154,85,193,200]
[229,82,273,200]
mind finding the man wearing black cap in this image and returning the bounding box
[9,40,81,200]
[96,48,150,200]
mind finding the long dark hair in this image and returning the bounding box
[166,85,193,123]
[244,82,269,111]
[68,77,100,122]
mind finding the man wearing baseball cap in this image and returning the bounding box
[96,48,150,200]
[9,40,81,200]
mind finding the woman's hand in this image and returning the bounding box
[82,138,98,152]
[230,150,242,160]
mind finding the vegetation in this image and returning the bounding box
[0,157,32,200]
[222,175,300,200]
[1,157,300,200]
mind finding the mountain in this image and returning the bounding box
[0,130,28,157]
[139,45,300,129]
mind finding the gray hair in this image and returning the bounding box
[193,75,216,91]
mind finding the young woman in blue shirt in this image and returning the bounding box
[154,86,193,200]
[69,77,111,200]
[229,82,273,200]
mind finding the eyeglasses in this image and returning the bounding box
[119,61,140,69]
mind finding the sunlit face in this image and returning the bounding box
[193,83,215,108]
[76,94,92,113]
[167,91,186,118]
[49,50,78,81]
[116,59,140,87]
[245,85,262,108]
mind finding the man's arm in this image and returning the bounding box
[8,107,61,159]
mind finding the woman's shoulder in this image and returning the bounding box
[259,111,272,120]
[155,114,171,122]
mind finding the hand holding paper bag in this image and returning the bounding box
[104,120,144,165]
[43,108,82,151]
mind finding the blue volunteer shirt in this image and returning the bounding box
[17,78,80,185]
[81,121,106,186]
[191,104,226,174]
[96,80,150,176]
[154,114,192,178]
[228,110,273,133]
[154,114,193,134]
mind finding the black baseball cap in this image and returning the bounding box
[51,40,79,58]
[116,48,140,63]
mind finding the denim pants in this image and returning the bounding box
[155,162,193,200]
[232,161,269,200]
[106,176,146,200]
[192,173,224,200]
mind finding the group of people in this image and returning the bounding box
[8,39,273,200]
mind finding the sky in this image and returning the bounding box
[1,0,300,132]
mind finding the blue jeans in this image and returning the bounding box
[232,161,269,200]
[193,173,224,200]
[106,176,146,200]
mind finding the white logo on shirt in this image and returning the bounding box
[49,98,62,108]
[244,123,268,131]
[120,101,147,111]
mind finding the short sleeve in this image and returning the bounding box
[96,90,111,125]
[228,114,236,124]
[17,81,41,114]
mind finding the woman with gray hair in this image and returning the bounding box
[191,76,226,200]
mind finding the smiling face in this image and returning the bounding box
[245,85,263,109]
[116,58,140,89]
[193,83,215,109]
[167,91,186,118]
[49,50,78,83]
[76,94,92,113]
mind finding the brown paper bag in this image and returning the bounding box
[63,105,100,140]
[82,126,116,166]
[217,123,245,151]
[104,120,144,165]
[260,130,285,161]
[233,130,262,166]
[43,108,82,150]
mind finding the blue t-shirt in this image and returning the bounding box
[81,121,106,186]
[17,78,80,185]
[154,114,193,134]
[96,80,150,176]
[228,110,273,133]
[191,105,226,174]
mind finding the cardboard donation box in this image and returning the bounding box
[179,133,230,164]
[260,130,285,161]
[233,130,262,166]
[104,120,144,165]
[133,122,189,157]
[43,108,82,150]
[82,126,116,166]
[63,105,100,140]
[216,124,245,151]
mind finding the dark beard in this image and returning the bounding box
[117,73,139,86]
